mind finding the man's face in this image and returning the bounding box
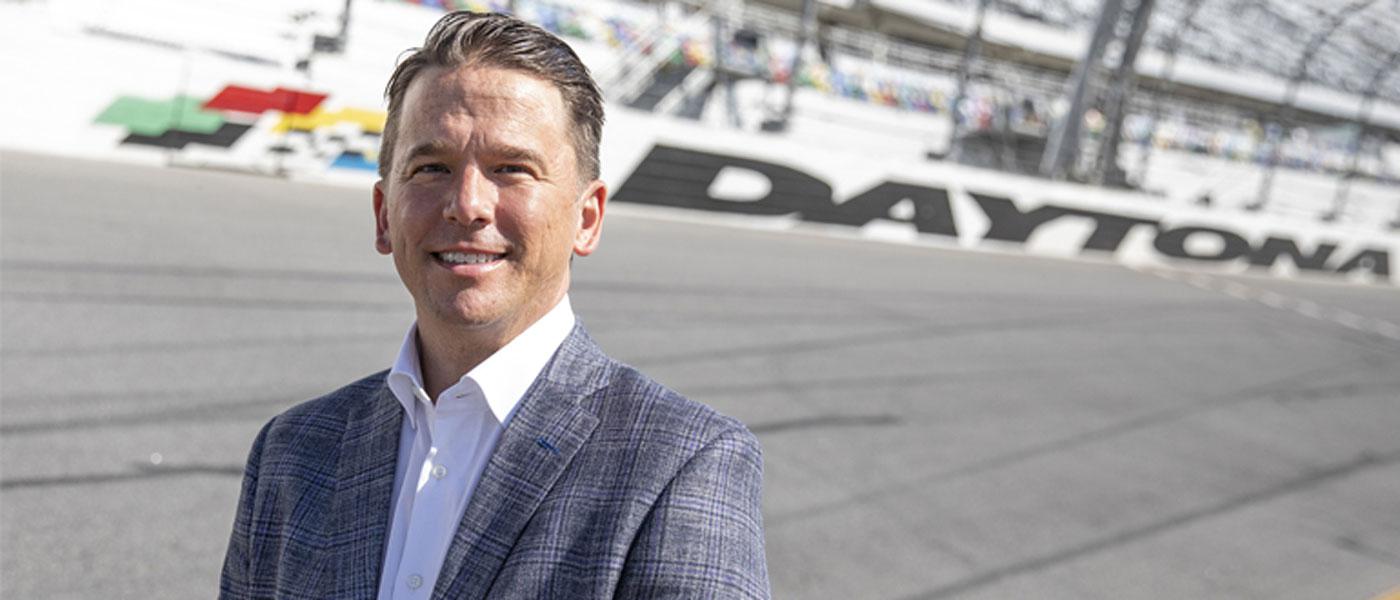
[373,65,605,339]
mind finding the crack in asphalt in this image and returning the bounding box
[0,462,245,490]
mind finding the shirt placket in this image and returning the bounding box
[393,401,454,598]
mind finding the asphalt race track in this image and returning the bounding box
[3,151,1399,599]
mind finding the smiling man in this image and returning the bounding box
[220,12,769,600]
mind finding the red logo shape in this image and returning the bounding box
[203,85,327,115]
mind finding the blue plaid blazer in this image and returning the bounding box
[220,325,769,599]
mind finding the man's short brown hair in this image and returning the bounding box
[378,11,604,182]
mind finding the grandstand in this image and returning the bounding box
[585,0,1400,229]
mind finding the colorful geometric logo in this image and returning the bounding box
[94,84,386,172]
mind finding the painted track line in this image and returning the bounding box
[1132,266,1400,342]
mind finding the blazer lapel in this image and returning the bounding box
[328,381,404,600]
[430,326,609,599]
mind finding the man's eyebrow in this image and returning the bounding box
[400,140,455,165]
[490,145,549,169]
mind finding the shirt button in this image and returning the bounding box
[407,574,423,590]
[431,464,448,479]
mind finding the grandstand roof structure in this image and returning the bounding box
[749,0,1400,132]
[913,0,1400,104]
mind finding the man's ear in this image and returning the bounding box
[373,180,393,255]
[572,179,607,257]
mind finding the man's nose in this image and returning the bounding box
[444,165,494,226]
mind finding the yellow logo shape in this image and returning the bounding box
[274,107,386,134]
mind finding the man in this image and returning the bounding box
[221,12,769,599]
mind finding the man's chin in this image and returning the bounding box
[439,308,505,331]
[415,296,504,330]
[417,286,562,338]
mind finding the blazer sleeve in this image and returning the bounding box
[615,425,771,599]
[220,418,273,600]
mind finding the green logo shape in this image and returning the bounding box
[95,95,225,136]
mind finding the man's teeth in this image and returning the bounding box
[438,252,500,265]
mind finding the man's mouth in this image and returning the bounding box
[434,251,506,265]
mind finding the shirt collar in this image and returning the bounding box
[387,296,576,431]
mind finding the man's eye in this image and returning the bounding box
[410,163,449,176]
[496,164,530,175]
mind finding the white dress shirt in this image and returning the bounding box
[376,297,576,600]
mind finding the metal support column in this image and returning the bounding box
[338,0,352,48]
[1094,0,1155,186]
[1133,0,1204,187]
[1040,0,1125,180]
[712,4,742,128]
[1249,0,1376,211]
[1325,45,1399,223]
[765,0,817,132]
[942,0,991,161]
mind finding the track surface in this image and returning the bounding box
[3,151,1399,599]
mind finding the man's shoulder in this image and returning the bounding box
[261,369,391,441]
[585,359,758,455]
